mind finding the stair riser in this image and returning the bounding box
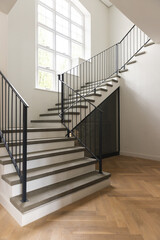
[2,164,96,198]
[1,151,85,174]
[3,131,66,141]
[30,122,65,128]
[0,140,75,157]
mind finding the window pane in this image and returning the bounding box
[72,42,83,59]
[56,0,69,18]
[39,0,54,9]
[38,27,54,49]
[38,48,54,70]
[56,55,70,73]
[38,5,54,29]
[71,7,83,26]
[56,16,69,36]
[71,24,83,43]
[56,35,69,55]
[38,70,54,90]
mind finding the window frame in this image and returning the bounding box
[36,0,88,92]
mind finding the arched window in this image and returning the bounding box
[36,0,91,91]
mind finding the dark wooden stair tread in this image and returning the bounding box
[10,171,111,213]
[0,147,85,165]
[2,158,97,185]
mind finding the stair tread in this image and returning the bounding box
[69,93,102,98]
[31,120,71,123]
[0,137,75,147]
[77,87,108,93]
[127,60,137,65]
[10,171,111,213]
[135,51,146,56]
[2,127,66,133]
[0,146,85,165]
[119,69,128,73]
[40,112,80,117]
[86,77,119,85]
[144,42,155,47]
[56,99,95,105]
[2,158,97,185]
[48,105,88,111]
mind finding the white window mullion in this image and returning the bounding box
[37,0,89,91]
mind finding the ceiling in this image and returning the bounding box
[0,0,17,14]
[110,0,160,43]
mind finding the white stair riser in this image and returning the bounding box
[1,151,85,174]
[39,115,72,121]
[30,122,64,128]
[0,141,75,156]
[3,131,66,141]
[3,164,95,198]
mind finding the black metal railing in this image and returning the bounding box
[58,76,103,173]
[58,25,150,173]
[119,25,150,70]
[0,72,29,202]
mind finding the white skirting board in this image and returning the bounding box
[120,151,160,161]
[0,178,110,227]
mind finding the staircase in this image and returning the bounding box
[0,25,153,226]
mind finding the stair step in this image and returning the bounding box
[144,42,155,47]
[31,120,71,123]
[39,112,80,117]
[10,171,111,213]
[48,105,88,111]
[2,128,66,133]
[127,60,137,65]
[2,158,97,186]
[0,146,85,165]
[55,99,95,106]
[85,76,119,85]
[119,69,128,73]
[69,93,102,98]
[0,137,75,148]
[2,128,67,141]
[135,51,146,57]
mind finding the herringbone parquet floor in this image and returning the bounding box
[1,155,160,240]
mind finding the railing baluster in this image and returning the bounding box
[22,105,27,202]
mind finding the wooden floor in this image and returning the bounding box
[1,155,160,240]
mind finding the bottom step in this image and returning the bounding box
[8,171,110,226]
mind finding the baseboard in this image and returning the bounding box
[102,152,119,159]
[120,151,160,161]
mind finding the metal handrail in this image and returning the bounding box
[0,72,28,202]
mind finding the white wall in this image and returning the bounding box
[80,0,109,56]
[108,5,133,45]
[7,0,110,124]
[0,12,8,75]
[109,6,160,160]
[120,43,160,161]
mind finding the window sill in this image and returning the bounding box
[34,87,60,93]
